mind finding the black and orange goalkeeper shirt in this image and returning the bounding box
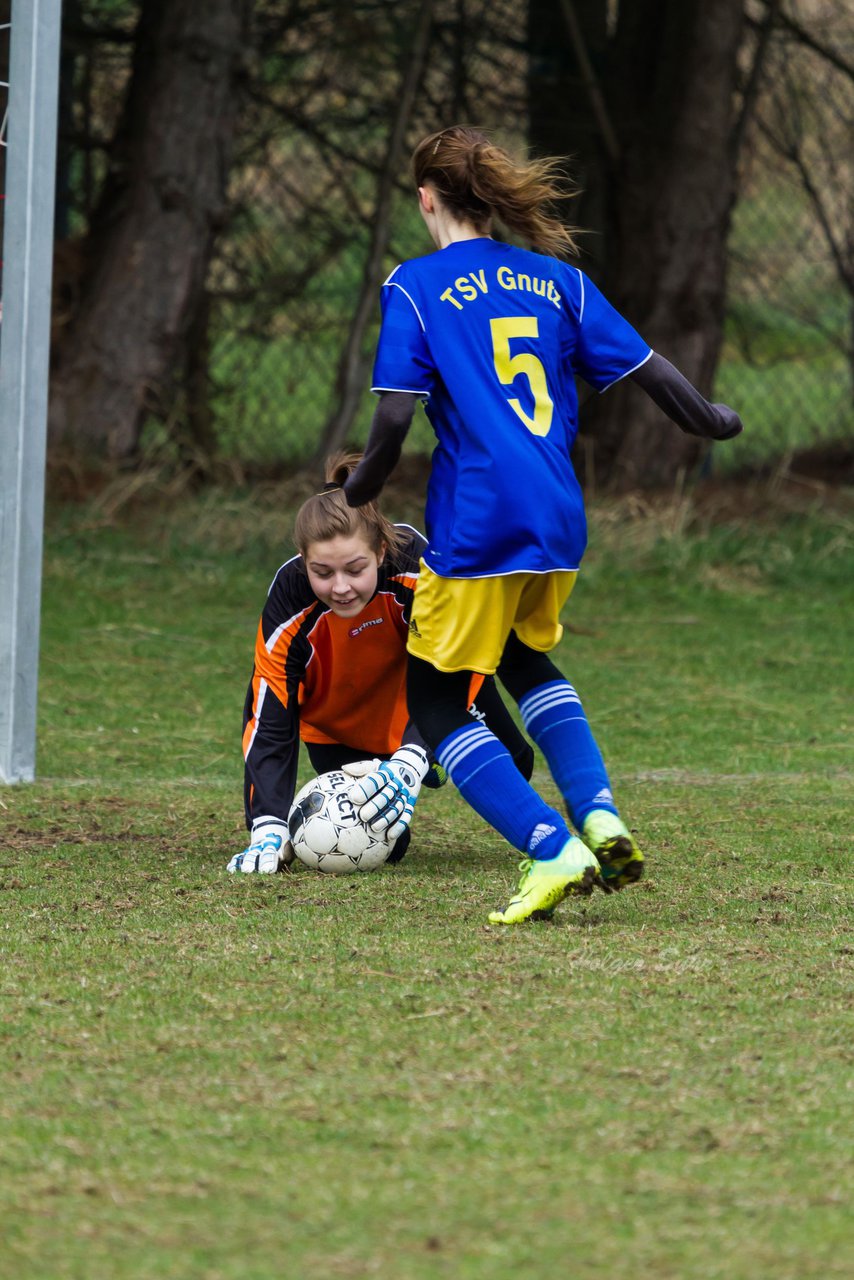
[242,525,426,824]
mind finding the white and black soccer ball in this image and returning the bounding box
[287,770,396,874]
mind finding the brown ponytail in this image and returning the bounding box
[411,125,579,259]
[294,452,405,562]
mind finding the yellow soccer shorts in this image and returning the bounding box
[407,560,578,675]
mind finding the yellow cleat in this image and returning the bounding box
[581,809,644,892]
[488,837,600,925]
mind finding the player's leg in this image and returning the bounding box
[408,659,560,855]
[406,564,600,921]
[408,656,599,920]
[503,581,644,891]
[498,629,616,828]
[469,676,535,781]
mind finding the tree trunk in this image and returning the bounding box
[48,0,247,460]
[529,0,745,490]
[587,0,744,489]
[315,0,434,464]
[528,0,613,282]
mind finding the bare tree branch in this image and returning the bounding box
[732,0,782,163]
[758,110,853,294]
[557,0,620,163]
[749,0,854,79]
[316,0,435,461]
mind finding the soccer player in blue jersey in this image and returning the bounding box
[343,126,743,924]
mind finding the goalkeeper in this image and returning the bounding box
[230,453,535,872]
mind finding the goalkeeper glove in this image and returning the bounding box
[227,819,293,874]
[348,744,430,841]
[340,758,382,781]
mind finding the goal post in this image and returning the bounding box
[0,0,62,783]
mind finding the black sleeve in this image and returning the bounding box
[343,392,418,507]
[242,565,315,830]
[629,352,743,440]
[242,673,302,830]
[400,716,431,754]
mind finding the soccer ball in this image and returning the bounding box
[287,770,397,874]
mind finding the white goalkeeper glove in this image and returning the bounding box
[347,745,430,842]
[227,819,293,874]
[340,758,382,781]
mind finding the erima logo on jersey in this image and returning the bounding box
[349,617,384,639]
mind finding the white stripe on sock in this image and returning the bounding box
[520,685,581,729]
[438,724,496,776]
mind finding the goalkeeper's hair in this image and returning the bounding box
[411,125,579,259]
[294,452,405,561]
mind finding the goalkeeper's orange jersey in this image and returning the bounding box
[242,525,428,823]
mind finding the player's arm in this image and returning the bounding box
[569,269,742,441]
[243,674,300,828]
[343,392,418,507]
[629,352,743,440]
[231,580,310,874]
[396,717,447,790]
[347,267,434,508]
[392,526,444,786]
[233,659,301,873]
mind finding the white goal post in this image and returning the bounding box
[0,0,62,783]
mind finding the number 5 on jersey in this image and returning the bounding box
[490,316,554,436]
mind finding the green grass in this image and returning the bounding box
[2,483,853,1278]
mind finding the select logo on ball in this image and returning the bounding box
[287,770,397,874]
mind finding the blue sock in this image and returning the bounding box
[519,680,619,830]
[436,722,570,859]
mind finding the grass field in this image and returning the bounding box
[2,480,853,1279]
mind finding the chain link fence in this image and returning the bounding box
[200,0,530,470]
[716,0,854,473]
[13,2,854,476]
[200,3,853,475]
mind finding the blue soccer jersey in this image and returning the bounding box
[371,238,651,577]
